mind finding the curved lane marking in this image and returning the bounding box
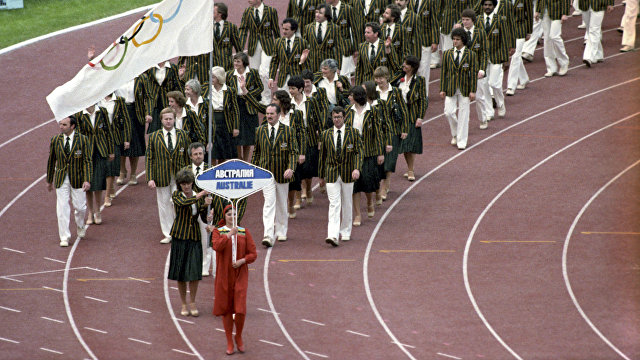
[363,78,640,359]
[463,111,640,359]
[562,160,639,360]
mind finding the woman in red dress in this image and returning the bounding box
[209,205,257,355]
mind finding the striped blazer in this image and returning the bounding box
[226,68,264,115]
[511,0,534,39]
[480,9,515,64]
[47,132,92,188]
[355,39,397,86]
[440,47,479,97]
[76,107,114,158]
[287,0,324,34]
[438,0,472,34]
[351,0,387,25]
[210,195,248,225]
[400,74,428,123]
[239,5,280,57]
[313,73,352,110]
[180,107,206,145]
[399,8,421,59]
[269,36,311,88]
[414,0,441,47]
[303,21,340,72]
[375,86,409,139]
[305,85,331,130]
[185,162,210,192]
[318,125,363,183]
[202,85,241,134]
[293,95,324,147]
[344,104,385,157]
[133,76,149,125]
[104,96,131,146]
[381,23,407,75]
[536,0,571,19]
[141,64,184,112]
[145,129,191,187]
[213,21,243,72]
[186,97,210,141]
[179,53,210,85]
[578,0,613,12]
[170,190,209,241]
[252,122,299,183]
[332,1,363,57]
[466,24,489,72]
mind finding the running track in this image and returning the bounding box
[0,2,638,359]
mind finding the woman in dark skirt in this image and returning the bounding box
[100,93,130,206]
[345,86,384,226]
[363,80,387,206]
[226,52,263,162]
[397,55,428,181]
[210,66,240,163]
[116,78,146,186]
[168,169,211,317]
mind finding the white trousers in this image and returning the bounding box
[418,46,433,96]
[444,91,470,149]
[56,175,87,242]
[542,10,569,73]
[249,41,274,106]
[475,77,492,121]
[621,0,638,47]
[507,38,530,89]
[486,62,504,109]
[582,8,605,62]
[198,216,215,274]
[262,179,289,240]
[156,180,177,239]
[523,9,543,55]
[326,177,354,240]
[341,56,356,77]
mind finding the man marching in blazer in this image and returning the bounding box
[146,108,191,243]
[355,22,396,86]
[268,18,310,92]
[287,0,323,36]
[303,4,340,72]
[535,0,570,76]
[506,0,533,95]
[318,107,363,246]
[579,0,614,67]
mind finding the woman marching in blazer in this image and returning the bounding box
[99,93,131,207]
[209,66,240,164]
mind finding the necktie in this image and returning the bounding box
[286,39,291,55]
[64,136,70,155]
[336,129,342,158]
[269,125,275,144]
[467,30,472,42]
[317,22,323,44]
[254,8,260,24]
[485,16,491,32]
[195,166,200,176]
[455,50,460,66]
[298,0,303,11]
[215,22,221,39]
[332,6,337,22]
[370,44,376,60]
[387,27,391,39]
[167,132,174,152]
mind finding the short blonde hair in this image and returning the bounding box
[373,66,390,80]
[211,66,226,84]
[160,107,176,119]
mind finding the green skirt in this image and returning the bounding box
[399,125,423,154]
[168,237,203,282]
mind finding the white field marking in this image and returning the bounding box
[0,4,158,55]
[0,266,87,279]
[464,112,640,360]
[437,352,462,360]
[128,277,150,283]
[128,306,151,314]
[301,319,326,326]
[171,286,179,290]
[215,328,225,333]
[128,337,152,345]
[263,247,311,360]
[364,78,640,359]
[176,318,195,324]
[257,307,280,314]
[44,257,66,264]
[304,351,329,358]
[84,327,108,334]
[0,173,46,219]
[0,337,19,343]
[172,349,197,356]
[42,286,63,293]
[85,267,108,273]
[41,316,64,324]
[0,305,21,312]
[562,160,640,360]
[0,119,56,150]
[346,330,370,337]
[163,251,204,360]
[260,339,284,347]
[40,347,63,354]
[2,247,24,254]
[84,296,108,303]
[1,276,23,283]
[392,341,416,349]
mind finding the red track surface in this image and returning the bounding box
[1,2,638,359]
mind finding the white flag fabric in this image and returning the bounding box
[46,0,213,120]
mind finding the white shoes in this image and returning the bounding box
[325,237,339,247]
[578,23,586,29]
[160,237,171,244]
[262,236,273,247]
[202,270,210,277]
[558,64,568,76]
[60,239,69,247]
[572,10,582,16]
[521,52,533,62]
[506,88,515,96]
[479,120,488,130]
[497,104,506,117]
[544,71,556,77]
[277,236,287,242]
[516,80,528,90]
[77,226,86,238]
[450,137,457,146]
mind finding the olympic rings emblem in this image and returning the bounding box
[150,0,183,23]
[132,13,164,47]
[100,39,129,70]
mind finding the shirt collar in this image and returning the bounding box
[334,124,345,132]
[156,61,171,69]
[233,67,250,77]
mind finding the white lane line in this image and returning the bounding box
[41,316,64,324]
[304,350,329,358]
[40,347,63,354]
[463,112,640,360]
[215,328,225,333]
[437,352,462,360]
[0,119,55,150]
[257,307,280,314]
[1,276,23,283]
[0,305,21,312]
[128,277,150,283]
[0,173,46,219]
[42,286,63,293]
[364,77,640,360]
[301,319,326,326]
[562,160,639,360]
[172,349,197,356]
[392,341,416,349]
[85,267,108,273]
[128,337,152,345]
[176,318,195,324]
[84,327,108,334]
[44,257,66,264]
[346,330,370,337]
[0,266,88,279]
[260,339,284,347]
[84,296,108,303]
[128,306,151,314]
[171,286,179,291]
[0,337,19,343]
[263,247,310,360]
[2,247,24,254]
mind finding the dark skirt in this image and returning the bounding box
[89,145,108,191]
[168,237,203,282]
[298,145,319,179]
[105,143,121,177]
[123,103,146,157]
[399,124,423,154]
[289,167,302,191]
[147,106,162,134]
[353,156,381,194]
[212,111,237,160]
[236,97,259,146]
[383,134,401,173]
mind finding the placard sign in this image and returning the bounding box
[195,159,273,199]
[1,0,24,10]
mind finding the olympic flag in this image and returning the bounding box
[46,0,213,120]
